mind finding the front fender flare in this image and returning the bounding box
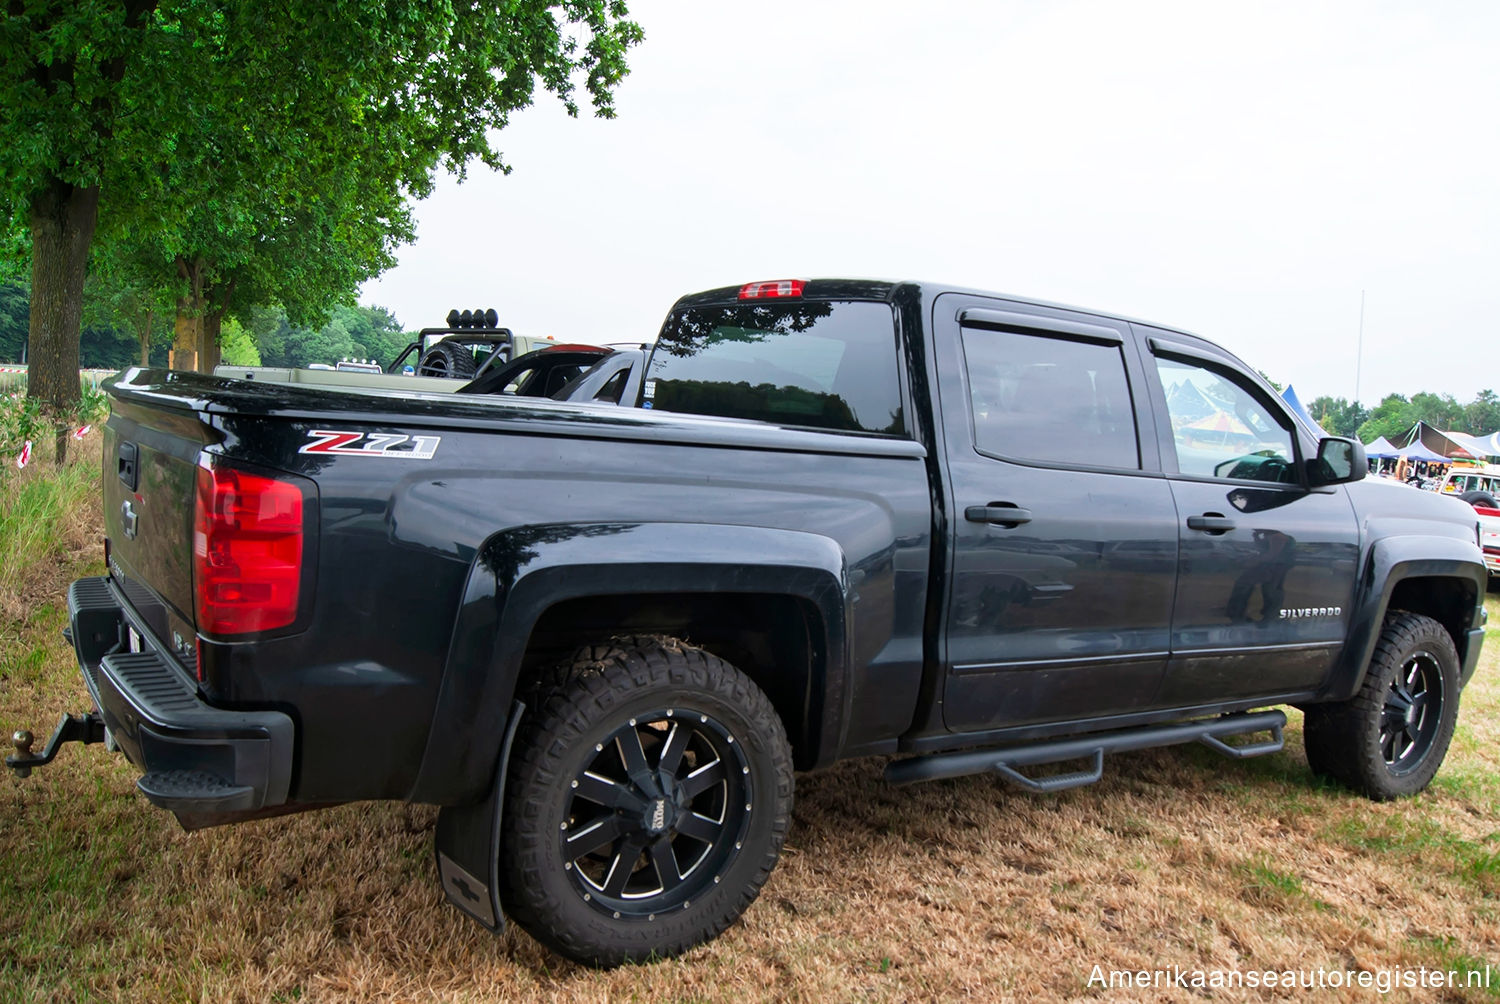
[1322,533,1486,701]
[408,521,849,805]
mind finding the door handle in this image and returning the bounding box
[1186,513,1236,534]
[965,504,1033,527]
[117,441,139,492]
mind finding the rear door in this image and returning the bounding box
[1136,327,1360,704]
[932,295,1179,732]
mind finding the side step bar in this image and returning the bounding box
[884,710,1286,791]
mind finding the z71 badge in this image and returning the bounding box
[299,430,441,460]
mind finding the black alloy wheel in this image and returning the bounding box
[562,709,751,917]
[1379,650,1444,773]
[1303,611,1461,800]
[500,636,793,966]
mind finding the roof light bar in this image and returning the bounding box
[443,307,502,329]
[738,279,806,300]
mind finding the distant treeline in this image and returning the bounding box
[0,283,413,371]
[1308,392,1500,444]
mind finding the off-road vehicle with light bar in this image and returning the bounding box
[10,278,1487,967]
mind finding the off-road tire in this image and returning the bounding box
[417,340,478,379]
[1303,611,1460,800]
[499,636,793,967]
[1460,489,1498,509]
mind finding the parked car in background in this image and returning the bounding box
[386,308,573,379]
[1436,465,1500,507]
[333,358,384,374]
[1474,505,1500,577]
[550,345,652,405]
[460,344,611,397]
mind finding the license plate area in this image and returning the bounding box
[126,625,143,654]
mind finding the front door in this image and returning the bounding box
[1139,330,1361,704]
[933,296,1180,732]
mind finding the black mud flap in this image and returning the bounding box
[434,701,524,933]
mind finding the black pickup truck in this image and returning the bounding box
[11,279,1488,966]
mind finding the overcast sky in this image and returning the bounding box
[359,0,1499,407]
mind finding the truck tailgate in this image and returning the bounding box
[101,386,216,648]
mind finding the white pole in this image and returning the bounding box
[1355,289,1365,404]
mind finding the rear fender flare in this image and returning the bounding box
[409,522,849,805]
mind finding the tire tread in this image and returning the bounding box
[1303,611,1459,800]
[499,635,792,966]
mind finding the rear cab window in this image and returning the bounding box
[645,300,906,435]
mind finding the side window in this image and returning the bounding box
[961,327,1140,470]
[502,367,536,394]
[1154,356,1298,484]
[592,369,629,403]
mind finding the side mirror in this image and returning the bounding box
[1309,437,1367,487]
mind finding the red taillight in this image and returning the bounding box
[194,461,304,635]
[738,279,805,299]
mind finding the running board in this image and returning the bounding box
[883,710,1287,791]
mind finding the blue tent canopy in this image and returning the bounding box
[1279,385,1328,439]
[1363,436,1399,458]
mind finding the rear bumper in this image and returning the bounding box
[68,576,294,813]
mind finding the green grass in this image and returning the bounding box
[3,455,1500,1001]
[1237,858,1304,904]
[1409,935,1500,999]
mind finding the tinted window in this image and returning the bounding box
[1155,356,1297,484]
[962,327,1139,469]
[647,301,904,435]
[591,369,628,403]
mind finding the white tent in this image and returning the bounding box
[1440,430,1498,459]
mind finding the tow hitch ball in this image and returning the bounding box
[6,713,106,778]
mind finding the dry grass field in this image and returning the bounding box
[3,438,1498,1001]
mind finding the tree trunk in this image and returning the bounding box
[199,277,236,373]
[139,308,153,366]
[201,313,222,371]
[172,256,206,372]
[171,308,201,371]
[27,179,101,465]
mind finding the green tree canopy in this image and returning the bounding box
[1357,394,1414,444]
[1407,392,1464,433]
[1353,391,1488,444]
[216,318,259,367]
[0,281,166,367]
[1,0,642,457]
[0,283,28,362]
[1465,390,1500,435]
[1307,396,1370,439]
[247,303,410,370]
